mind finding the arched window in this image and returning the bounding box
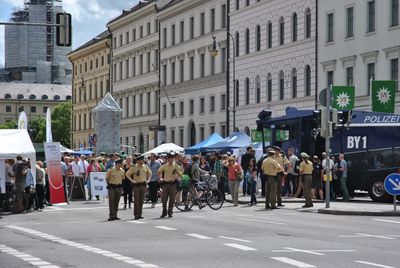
[267,21,272,48]
[235,79,240,106]
[29,94,36,100]
[267,73,272,102]
[255,75,260,103]
[305,8,312,38]
[4,93,11,99]
[54,95,60,100]
[42,95,48,100]
[292,13,298,42]
[245,77,250,105]
[17,94,24,99]
[279,71,285,100]
[256,25,261,51]
[291,68,297,98]
[279,17,285,45]
[235,31,240,57]
[245,28,250,54]
[66,95,72,100]
[305,65,311,96]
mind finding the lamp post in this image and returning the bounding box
[209,32,236,135]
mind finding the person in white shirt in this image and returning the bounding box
[321,152,335,201]
[71,156,81,177]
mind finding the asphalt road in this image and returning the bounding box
[1,200,399,268]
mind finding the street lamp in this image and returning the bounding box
[210,32,236,135]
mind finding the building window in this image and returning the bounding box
[292,68,297,99]
[210,8,215,32]
[235,32,240,57]
[211,55,215,75]
[189,99,194,115]
[126,31,129,44]
[179,128,184,147]
[140,25,143,38]
[154,50,159,69]
[139,94,143,115]
[200,12,205,35]
[346,7,354,38]
[221,47,226,73]
[171,103,176,117]
[190,17,194,39]
[236,0,239,10]
[267,22,272,48]
[210,96,215,112]
[327,13,334,42]
[200,54,205,78]
[147,52,151,73]
[171,62,175,85]
[189,56,194,80]
[210,124,215,134]
[133,28,136,41]
[170,129,175,144]
[147,22,151,35]
[255,75,260,103]
[200,126,205,141]
[171,24,175,45]
[267,73,272,102]
[279,17,284,45]
[221,94,226,111]
[163,28,167,48]
[5,105,11,112]
[155,19,158,32]
[179,101,184,116]
[155,91,159,113]
[125,59,129,79]
[246,0,250,6]
[162,65,167,85]
[292,13,297,42]
[162,104,167,119]
[305,65,311,96]
[390,58,399,84]
[132,57,136,77]
[279,71,285,100]
[245,28,250,54]
[367,63,375,95]
[367,1,375,32]
[327,70,334,88]
[391,0,399,27]
[139,54,143,75]
[245,78,250,105]
[346,66,354,85]
[133,95,136,116]
[119,34,122,47]
[221,4,227,28]
[147,92,151,114]
[180,21,184,43]
[179,59,184,82]
[256,25,261,51]
[235,79,240,106]
[199,97,205,114]
[221,124,226,138]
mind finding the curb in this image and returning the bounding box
[317,209,400,217]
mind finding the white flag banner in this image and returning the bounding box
[18,111,28,129]
[46,107,53,142]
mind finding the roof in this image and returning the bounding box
[68,29,110,55]
[107,0,156,26]
[0,82,72,101]
[157,0,184,12]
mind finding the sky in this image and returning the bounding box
[0,0,139,67]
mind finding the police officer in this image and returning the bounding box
[261,149,282,209]
[106,158,125,221]
[157,153,183,218]
[299,152,313,208]
[126,155,152,220]
[273,146,289,207]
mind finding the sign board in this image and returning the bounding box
[384,173,400,196]
[44,142,65,204]
[251,129,289,143]
[90,172,108,196]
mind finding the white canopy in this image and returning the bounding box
[0,129,36,159]
[60,144,74,154]
[144,143,184,156]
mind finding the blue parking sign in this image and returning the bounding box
[384,173,400,196]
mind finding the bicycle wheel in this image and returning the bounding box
[206,189,224,210]
[5,192,17,213]
[175,189,194,212]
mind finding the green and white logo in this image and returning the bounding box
[332,86,355,110]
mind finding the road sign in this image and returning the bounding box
[384,173,400,196]
[319,88,331,107]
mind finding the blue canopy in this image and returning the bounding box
[203,132,251,152]
[71,149,93,156]
[185,133,224,155]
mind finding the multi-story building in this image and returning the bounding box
[158,0,228,147]
[318,0,400,113]
[67,30,111,150]
[0,82,71,125]
[107,0,160,153]
[230,0,317,135]
[3,0,72,84]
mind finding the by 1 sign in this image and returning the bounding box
[384,173,400,211]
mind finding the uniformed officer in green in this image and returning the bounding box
[106,158,125,221]
[126,155,152,220]
[261,149,282,209]
[273,146,289,207]
[299,152,313,208]
[158,153,183,218]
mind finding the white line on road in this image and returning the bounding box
[355,260,396,268]
[223,243,257,251]
[356,233,396,240]
[0,244,61,268]
[186,233,213,240]
[237,217,287,225]
[154,226,177,231]
[272,248,356,254]
[271,257,315,268]
[218,236,252,243]
[372,219,400,224]
[5,225,159,268]
[127,220,147,224]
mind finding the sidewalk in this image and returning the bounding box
[225,194,400,216]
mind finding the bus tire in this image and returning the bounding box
[368,179,391,202]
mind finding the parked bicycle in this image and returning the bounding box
[0,190,29,214]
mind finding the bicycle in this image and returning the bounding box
[175,175,224,211]
[0,190,28,213]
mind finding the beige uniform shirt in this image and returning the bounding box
[273,154,289,173]
[106,167,125,185]
[299,161,313,175]
[126,164,152,183]
[158,163,182,182]
[261,157,282,176]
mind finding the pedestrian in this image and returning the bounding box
[13,156,27,212]
[157,153,182,218]
[122,156,133,209]
[299,152,313,208]
[311,156,324,200]
[286,148,299,197]
[273,146,289,207]
[261,149,281,209]
[257,152,268,197]
[224,156,242,206]
[241,146,255,196]
[147,153,161,208]
[106,158,125,221]
[35,161,46,211]
[321,152,335,201]
[212,152,226,201]
[61,157,69,204]
[337,154,350,201]
[24,160,36,212]
[199,156,211,172]
[127,155,152,220]
[247,158,258,206]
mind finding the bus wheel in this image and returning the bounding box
[368,179,390,202]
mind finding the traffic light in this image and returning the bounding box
[56,13,72,46]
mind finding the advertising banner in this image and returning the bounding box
[89,172,108,196]
[44,142,65,204]
[0,160,5,194]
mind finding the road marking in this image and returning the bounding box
[128,220,147,224]
[372,219,400,224]
[0,244,61,268]
[271,257,315,268]
[355,260,396,268]
[356,233,395,240]
[6,225,160,268]
[223,243,257,251]
[237,217,286,225]
[154,226,177,231]
[218,236,252,243]
[273,247,323,255]
[272,248,356,255]
[186,233,213,240]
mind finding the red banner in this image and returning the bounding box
[44,142,65,204]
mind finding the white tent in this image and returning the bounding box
[60,144,74,154]
[144,143,184,156]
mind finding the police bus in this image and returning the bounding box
[256,107,400,202]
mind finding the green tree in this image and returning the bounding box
[51,101,72,148]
